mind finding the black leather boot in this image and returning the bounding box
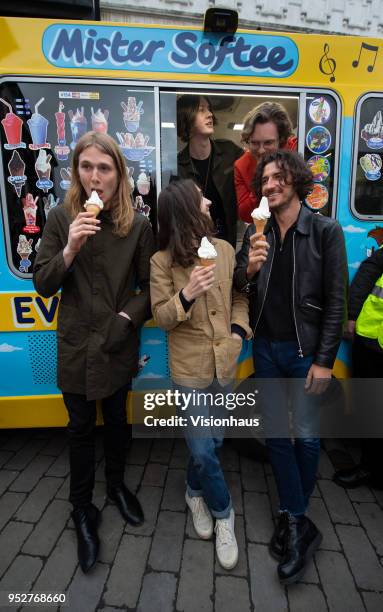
[278,515,322,585]
[269,511,289,560]
[72,504,101,573]
[107,483,144,525]
[333,465,372,489]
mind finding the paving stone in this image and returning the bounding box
[92,480,107,511]
[95,458,106,482]
[0,492,26,531]
[244,492,273,543]
[4,438,46,470]
[362,592,383,612]
[336,524,383,590]
[137,571,177,612]
[125,485,162,536]
[248,543,288,611]
[318,449,335,479]
[0,469,19,495]
[0,555,43,592]
[296,555,319,584]
[65,562,109,612]
[240,456,267,492]
[127,438,152,465]
[224,470,243,515]
[125,464,144,493]
[287,583,327,611]
[22,499,71,556]
[169,438,189,468]
[215,514,247,578]
[373,488,383,509]
[142,462,168,487]
[40,430,67,456]
[55,475,70,500]
[0,451,13,468]
[148,510,185,572]
[0,431,30,452]
[30,529,77,593]
[307,497,341,551]
[15,477,63,523]
[150,438,173,463]
[161,468,186,511]
[104,534,151,608]
[177,539,214,612]
[312,483,321,498]
[316,550,365,611]
[45,447,69,477]
[218,443,240,471]
[348,486,376,503]
[0,521,33,579]
[354,502,383,556]
[9,455,56,493]
[215,575,251,612]
[98,503,125,564]
[318,479,359,525]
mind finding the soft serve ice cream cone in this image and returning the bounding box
[84,190,104,217]
[251,197,271,240]
[198,236,217,266]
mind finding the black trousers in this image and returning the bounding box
[353,335,383,485]
[63,384,131,508]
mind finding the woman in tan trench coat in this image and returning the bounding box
[34,132,154,573]
[150,179,251,571]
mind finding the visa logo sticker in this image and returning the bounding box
[42,24,299,79]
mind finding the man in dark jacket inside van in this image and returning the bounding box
[234,150,347,585]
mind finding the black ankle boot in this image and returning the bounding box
[269,511,289,560]
[107,483,144,525]
[72,504,101,573]
[278,515,322,585]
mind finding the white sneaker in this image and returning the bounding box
[185,492,213,539]
[215,509,238,570]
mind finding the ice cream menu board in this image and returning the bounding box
[304,94,337,216]
[354,96,383,217]
[0,81,157,277]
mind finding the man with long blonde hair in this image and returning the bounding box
[34,131,154,573]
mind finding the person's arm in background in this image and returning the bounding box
[346,247,383,337]
[234,156,258,223]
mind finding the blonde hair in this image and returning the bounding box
[64,131,134,236]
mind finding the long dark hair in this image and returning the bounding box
[177,95,217,142]
[157,179,214,268]
[253,150,313,201]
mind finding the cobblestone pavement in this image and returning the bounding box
[0,429,382,612]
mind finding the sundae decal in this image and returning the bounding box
[0,98,26,150]
[133,195,151,218]
[43,194,60,219]
[121,98,143,133]
[68,107,87,149]
[359,153,382,180]
[35,150,53,193]
[91,107,109,133]
[54,102,70,160]
[27,98,50,150]
[21,193,40,234]
[361,111,383,149]
[17,235,33,273]
[116,131,155,161]
[137,171,150,195]
[42,24,298,78]
[7,151,27,197]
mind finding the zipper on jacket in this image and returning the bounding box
[305,302,323,311]
[292,232,304,358]
[253,227,275,334]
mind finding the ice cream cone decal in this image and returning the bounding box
[17,235,33,273]
[35,150,53,193]
[54,102,70,161]
[7,150,27,197]
[27,97,50,150]
[43,194,59,219]
[0,98,26,150]
[21,193,40,234]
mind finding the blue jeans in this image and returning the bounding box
[253,337,321,516]
[176,382,232,519]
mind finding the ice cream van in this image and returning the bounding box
[1,16,382,426]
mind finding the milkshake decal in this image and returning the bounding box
[54,102,70,161]
[68,107,87,149]
[27,98,51,150]
[43,193,60,219]
[17,235,33,273]
[91,107,109,133]
[35,150,53,193]
[0,98,26,150]
[7,151,27,197]
[21,193,40,234]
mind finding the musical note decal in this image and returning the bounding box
[352,42,379,73]
[319,44,336,83]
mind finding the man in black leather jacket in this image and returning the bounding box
[234,150,347,585]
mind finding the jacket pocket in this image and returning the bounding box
[103,313,132,353]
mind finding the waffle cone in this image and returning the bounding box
[199,257,216,267]
[254,218,267,239]
[84,203,101,217]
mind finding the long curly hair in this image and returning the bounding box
[157,179,214,268]
[64,131,134,236]
[253,150,314,201]
[241,101,293,148]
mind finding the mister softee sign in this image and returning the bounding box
[42,25,299,78]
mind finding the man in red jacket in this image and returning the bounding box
[235,102,297,223]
